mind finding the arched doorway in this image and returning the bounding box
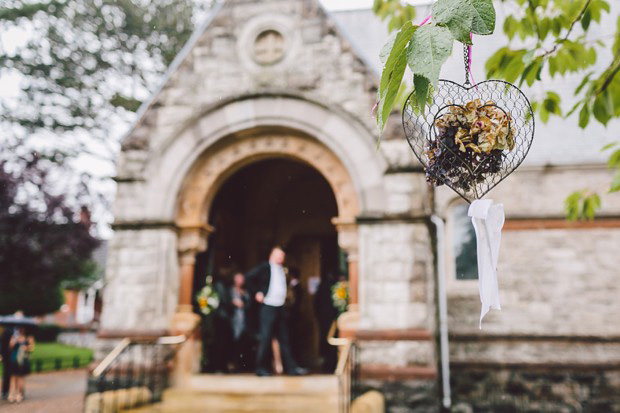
[192,158,343,372]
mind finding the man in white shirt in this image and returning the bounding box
[246,246,307,377]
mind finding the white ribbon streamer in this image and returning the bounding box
[468,199,505,329]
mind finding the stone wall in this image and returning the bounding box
[358,379,438,413]
[433,163,620,411]
[101,228,179,332]
[358,222,434,332]
[450,367,620,412]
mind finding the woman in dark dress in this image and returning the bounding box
[8,327,34,403]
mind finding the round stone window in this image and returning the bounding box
[252,29,285,65]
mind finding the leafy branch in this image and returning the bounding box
[375,0,496,133]
[539,0,591,58]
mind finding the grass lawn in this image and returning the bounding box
[1,342,93,374]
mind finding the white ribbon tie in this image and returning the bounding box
[468,199,505,329]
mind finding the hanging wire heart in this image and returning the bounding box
[403,79,535,202]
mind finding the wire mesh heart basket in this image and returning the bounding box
[402,50,535,202]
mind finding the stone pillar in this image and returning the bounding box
[170,225,211,385]
[332,218,359,310]
[175,226,211,314]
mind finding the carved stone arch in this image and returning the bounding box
[141,95,387,226]
[175,133,358,229]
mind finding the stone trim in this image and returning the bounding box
[451,361,620,371]
[360,365,437,380]
[356,215,430,224]
[111,221,178,231]
[450,333,620,343]
[113,177,146,183]
[384,166,425,174]
[355,329,432,341]
[97,329,169,340]
[504,217,620,230]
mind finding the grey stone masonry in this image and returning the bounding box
[101,228,179,332]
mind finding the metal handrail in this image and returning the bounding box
[91,324,198,378]
[327,320,356,413]
[327,320,352,375]
[92,338,130,377]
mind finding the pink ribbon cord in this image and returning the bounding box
[419,15,431,26]
[467,33,478,87]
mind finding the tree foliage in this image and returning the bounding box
[0,0,209,159]
[374,0,619,219]
[0,151,100,316]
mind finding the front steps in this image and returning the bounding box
[124,374,341,412]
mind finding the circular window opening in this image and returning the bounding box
[253,29,285,65]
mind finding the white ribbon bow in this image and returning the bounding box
[468,199,505,329]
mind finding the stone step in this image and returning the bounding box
[123,374,341,413]
[185,373,340,395]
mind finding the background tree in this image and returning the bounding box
[0,0,210,160]
[0,0,210,314]
[373,0,619,219]
[0,150,100,316]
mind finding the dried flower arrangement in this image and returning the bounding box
[424,99,514,191]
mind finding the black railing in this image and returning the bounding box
[30,355,93,373]
[84,337,183,413]
[328,321,361,413]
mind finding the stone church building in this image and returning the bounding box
[99,0,620,410]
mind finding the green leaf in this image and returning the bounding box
[564,191,583,221]
[593,93,612,125]
[611,170,620,192]
[432,0,495,38]
[607,149,620,169]
[581,8,592,31]
[468,0,496,35]
[503,15,517,40]
[379,31,397,64]
[412,74,430,114]
[574,72,593,95]
[601,142,618,151]
[432,0,474,44]
[377,21,418,132]
[583,193,601,219]
[407,25,455,87]
[578,103,590,128]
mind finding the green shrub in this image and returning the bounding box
[33,324,62,342]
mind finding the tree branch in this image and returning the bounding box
[540,0,591,59]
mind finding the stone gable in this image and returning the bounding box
[123,0,380,154]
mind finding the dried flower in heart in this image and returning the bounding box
[424,99,515,191]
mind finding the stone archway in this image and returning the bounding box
[173,133,361,319]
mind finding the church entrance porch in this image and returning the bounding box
[193,158,343,373]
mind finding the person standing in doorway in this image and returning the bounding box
[1,326,14,400]
[227,272,250,372]
[246,246,308,377]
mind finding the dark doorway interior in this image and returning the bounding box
[193,158,342,372]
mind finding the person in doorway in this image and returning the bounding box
[246,246,308,377]
[227,272,250,372]
[7,327,34,403]
[210,276,233,373]
[314,270,339,373]
[1,326,14,400]
[286,268,304,364]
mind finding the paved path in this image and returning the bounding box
[0,369,87,413]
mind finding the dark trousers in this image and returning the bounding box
[1,358,10,397]
[255,304,297,373]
